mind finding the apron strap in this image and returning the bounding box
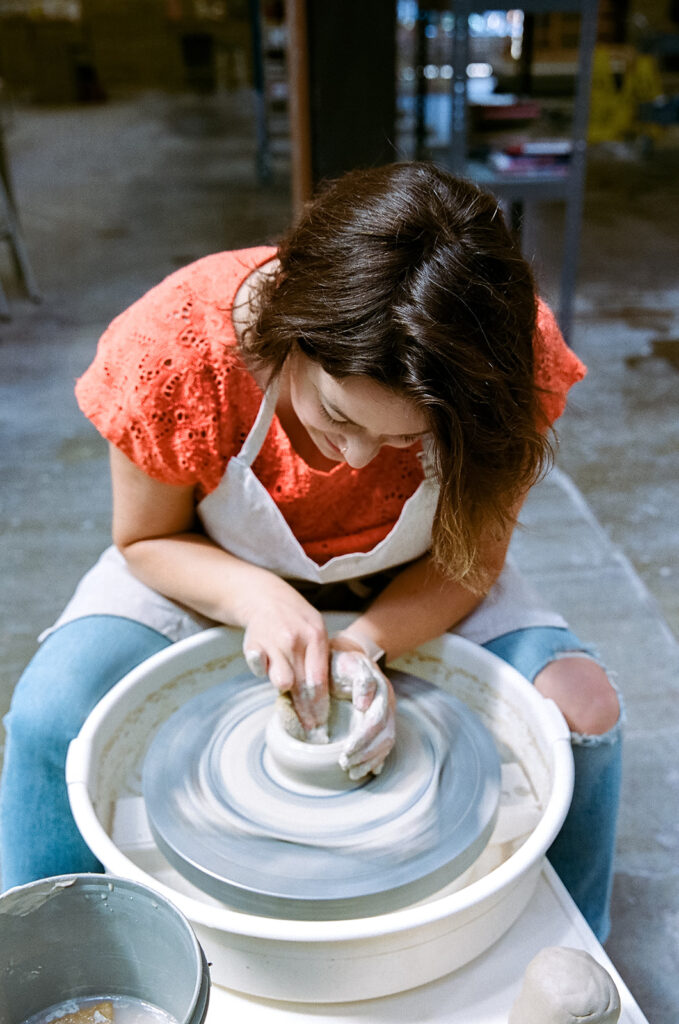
[237,378,280,467]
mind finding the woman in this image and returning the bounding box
[0,162,622,940]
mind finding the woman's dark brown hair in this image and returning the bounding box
[243,161,553,590]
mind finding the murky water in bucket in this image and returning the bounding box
[22,995,178,1024]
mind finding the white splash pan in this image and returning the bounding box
[66,615,573,1004]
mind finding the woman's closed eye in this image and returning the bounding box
[319,403,348,427]
[320,403,421,447]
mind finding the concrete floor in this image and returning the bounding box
[1,91,678,1022]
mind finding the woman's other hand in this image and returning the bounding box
[328,647,396,780]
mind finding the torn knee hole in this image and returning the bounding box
[535,656,621,736]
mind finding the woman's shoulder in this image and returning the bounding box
[533,299,587,426]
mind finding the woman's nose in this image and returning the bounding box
[343,435,381,468]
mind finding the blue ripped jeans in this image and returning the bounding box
[0,618,621,942]
[485,627,623,943]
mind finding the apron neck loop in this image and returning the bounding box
[238,377,281,467]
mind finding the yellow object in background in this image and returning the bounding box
[588,47,665,143]
[622,53,666,141]
[588,47,634,142]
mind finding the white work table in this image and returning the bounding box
[205,863,649,1024]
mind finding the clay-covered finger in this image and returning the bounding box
[296,680,329,740]
[341,680,392,759]
[341,732,396,779]
[333,650,381,710]
[284,644,318,734]
[303,637,330,728]
[340,716,395,766]
[329,650,376,706]
[351,662,378,711]
[244,647,269,677]
[328,650,356,700]
[287,675,323,735]
[346,751,391,781]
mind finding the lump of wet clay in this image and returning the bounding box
[54,1002,114,1024]
[275,692,330,744]
[275,693,307,741]
[509,946,621,1024]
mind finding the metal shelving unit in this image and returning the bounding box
[440,0,600,343]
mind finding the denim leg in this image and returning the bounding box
[546,727,622,943]
[0,615,172,891]
[483,627,623,943]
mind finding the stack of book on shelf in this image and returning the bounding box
[471,98,542,126]
[487,139,573,176]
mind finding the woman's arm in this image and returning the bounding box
[338,506,522,662]
[109,444,329,728]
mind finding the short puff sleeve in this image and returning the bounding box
[533,300,587,427]
[75,258,253,494]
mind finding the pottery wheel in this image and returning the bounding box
[142,670,501,920]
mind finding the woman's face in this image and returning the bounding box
[287,350,429,469]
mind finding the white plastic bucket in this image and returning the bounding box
[67,619,573,1003]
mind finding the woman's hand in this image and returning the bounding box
[241,578,330,734]
[328,644,396,780]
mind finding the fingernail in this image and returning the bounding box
[244,649,267,677]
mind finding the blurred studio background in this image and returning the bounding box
[1,3,678,1021]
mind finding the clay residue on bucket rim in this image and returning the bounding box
[0,875,78,916]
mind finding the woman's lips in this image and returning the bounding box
[324,434,343,456]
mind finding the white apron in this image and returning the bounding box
[45,381,566,645]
